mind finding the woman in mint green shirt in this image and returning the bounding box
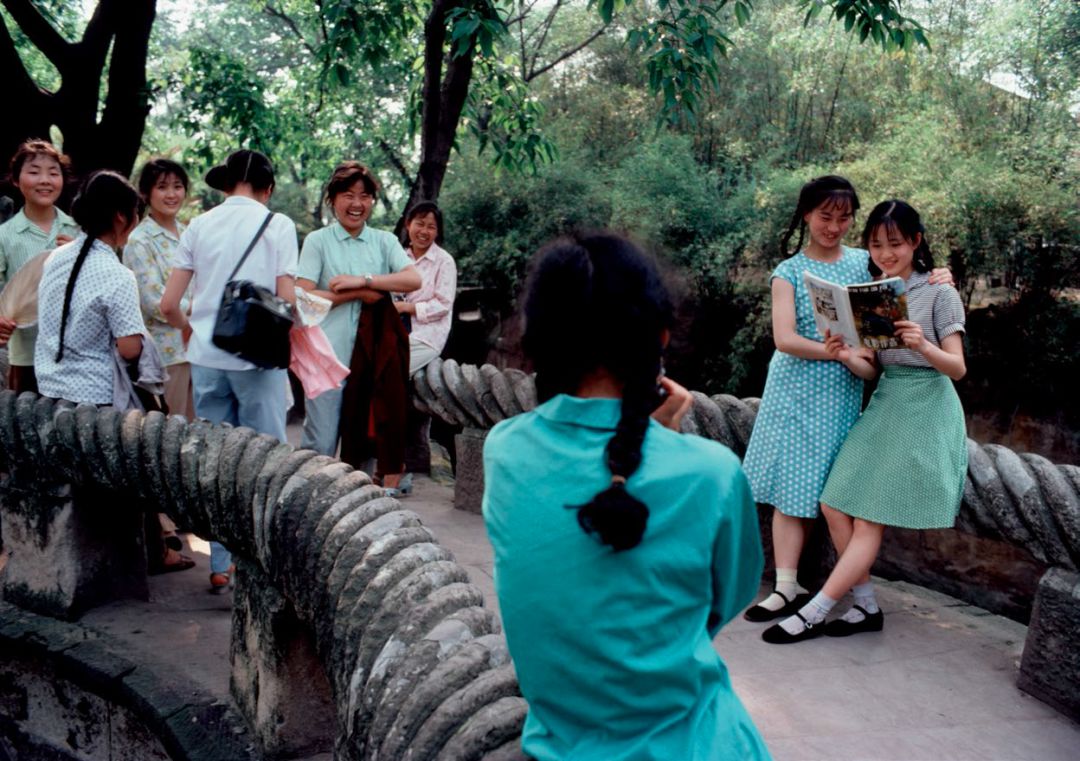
[295,161,419,467]
[0,140,79,392]
[482,232,770,761]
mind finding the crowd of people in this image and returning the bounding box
[1,139,969,759]
[0,141,457,588]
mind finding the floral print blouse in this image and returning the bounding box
[123,216,189,366]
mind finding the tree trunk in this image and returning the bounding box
[396,0,476,234]
[0,0,156,188]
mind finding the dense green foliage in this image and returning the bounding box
[439,1,1079,447]
[6,0,1077,454]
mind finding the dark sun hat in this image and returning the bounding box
[205,149,275,191]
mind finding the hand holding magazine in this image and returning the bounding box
[804,272,909,350]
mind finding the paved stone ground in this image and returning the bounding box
[78,474,1080,761]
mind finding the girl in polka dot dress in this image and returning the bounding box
[763,200,967,644]
[741,178,951,623]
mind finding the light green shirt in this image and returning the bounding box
[122,216,189,366]
[0,207,80,365]
[483,395,770,761]
[295,222,412,364]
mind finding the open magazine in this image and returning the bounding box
[804,272,909,350]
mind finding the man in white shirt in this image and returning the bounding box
[161,149,298,593]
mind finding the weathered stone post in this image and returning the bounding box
[0,395,147,619]
[453,427,487,514]
[1018,568,1080,720]
[230,560,336,759]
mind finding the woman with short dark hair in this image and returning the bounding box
[294,161,420,487]
[124,158,194,417]
[396,200,456,375]
[160,149,298,593]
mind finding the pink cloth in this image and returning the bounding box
[405,243,456,352]
[289,325,349,399]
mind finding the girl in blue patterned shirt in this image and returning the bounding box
[764,200,967,643]
[741,176,878,622]
[742,178,951,624]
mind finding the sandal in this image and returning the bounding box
[209,564,236,594]
[149,548,195,575]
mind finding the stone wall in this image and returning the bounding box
[413,359,1080,721]
[0,601,256,761]
[0,390,528,759]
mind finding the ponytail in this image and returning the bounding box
[56,170,140,362]
[572,368,659,551]
[523,232,672,552]
[55,236,95,362]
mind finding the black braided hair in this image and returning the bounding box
[56,170,140,362]
[522,232,673,552]
[779,175,861,258]
[862,200,935,277]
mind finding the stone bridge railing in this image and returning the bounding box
[0,390,527,760]
[413,358,1080,720]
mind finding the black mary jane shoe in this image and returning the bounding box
[762,612,824,644]
[743,591,812,623]
[823,606,884,637]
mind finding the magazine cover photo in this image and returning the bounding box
[849,280,907,350]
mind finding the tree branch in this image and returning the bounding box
[0,0,69,65]
[378,138,413,187]
[263,3,316,57]
[96,0,155,172]
[527,0,562,72]
[527,25,606,81]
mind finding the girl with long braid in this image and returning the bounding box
[482,232,770,760]
[35,171,146,403]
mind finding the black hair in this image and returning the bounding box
[7,139,70,185]
[402,201,444,247]
[324,160,380,204]
[206,149,275,194]
[137,158,189,204]
[780,175,860,257]
[862,199,935,276]
[522,232,673,552]
[56,170,140,362]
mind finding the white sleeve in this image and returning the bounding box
[273,214,299,277]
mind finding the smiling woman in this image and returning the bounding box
[124,158,195,418]
[294,161,420,487]
[0,140,80,393]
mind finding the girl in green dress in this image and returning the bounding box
[764,200,968,644]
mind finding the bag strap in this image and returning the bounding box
[226,212,275,283]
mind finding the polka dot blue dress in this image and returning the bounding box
[742,247,870,518]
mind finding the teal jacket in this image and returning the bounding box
[483,394,770,761]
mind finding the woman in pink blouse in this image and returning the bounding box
[394,202,456,374]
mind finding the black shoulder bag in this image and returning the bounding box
[211,212,295,369]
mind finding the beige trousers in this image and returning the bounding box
[164,362,196,419]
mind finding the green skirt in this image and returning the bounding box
[820,365,968,529]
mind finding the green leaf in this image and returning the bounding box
[734,2,750,27]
